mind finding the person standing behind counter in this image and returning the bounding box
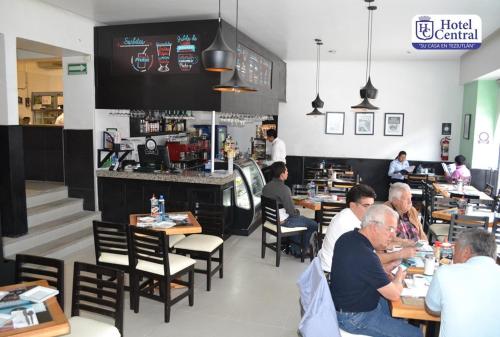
[266,129,286,164]
[387,151,410,183]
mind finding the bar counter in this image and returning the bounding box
[96,169,236,185]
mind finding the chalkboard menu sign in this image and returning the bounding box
[237,44,272,89]
[112,33,201,74]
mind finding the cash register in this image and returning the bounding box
[135,138,171,172]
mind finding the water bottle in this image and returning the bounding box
[308,181,316,198]
[150,194,159,218]
[158,195,165,221]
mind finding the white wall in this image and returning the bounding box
[279,59,463,162]
[460,30,500,84]
[0,0,96,125]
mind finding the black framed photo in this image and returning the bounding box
[441,123,452,136]
[325,112,345,135]
[355,112,374,135]
[463,114,471,139]
[384,113,404,136]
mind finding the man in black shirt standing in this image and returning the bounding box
[331,204,422,337]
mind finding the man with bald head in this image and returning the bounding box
[331,204,422,337]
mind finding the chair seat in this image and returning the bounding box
[173,234,223,253]
[297,207,315,219]
[136,253,195,276]
[98,252,129,266]
[264,221,307,233]
[340,328,372,337]
[169,234,186,248]
[429,223,450,236]
[68,316,120,337]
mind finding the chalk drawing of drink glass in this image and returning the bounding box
[177,43,198,72]
[156,41,172,72]
[131,47,152,72]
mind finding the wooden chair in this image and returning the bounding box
[191,202,227,238]
[406,174,428,189]
[450,192,480,204]
[492,218,500,264]
[484,183,494,198]
[173,204,224,291]
[448,214,489,243]
[292,184,308,196]
[261,196,307,267]
[15,254,65,310]
[69,262,124,337]
[319,201,347,244]
[129,227,195,322]
[426,185,455,242]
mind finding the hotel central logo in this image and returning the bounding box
[412,15,482,50]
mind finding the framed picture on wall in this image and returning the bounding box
[325,112,345,135]
[384,113,404,136]
[441,123,452,135]
[355,112,374,135]
[463,114,471,139]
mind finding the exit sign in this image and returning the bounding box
[68,63,87,75]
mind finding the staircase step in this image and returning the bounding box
[4,211,101,258]
[27,198,83,228]
[26,185,68,208]
[21,227,96,260]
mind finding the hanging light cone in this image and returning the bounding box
[311,93,324,109]
[359,76,378,99]
[307,107,324,116]
[213,70,257,93]
[202,23,236,72]
[351,97,379,110]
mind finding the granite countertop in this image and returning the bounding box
[96,169,236,185]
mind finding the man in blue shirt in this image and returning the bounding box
[425,229,500,337]
[331,204,422,337]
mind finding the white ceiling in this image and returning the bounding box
[38,0,500,61]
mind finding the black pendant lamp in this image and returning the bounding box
[307,39,325,116]
[202,0,235,72]
[352,0,379,110]
[213,0,256,93]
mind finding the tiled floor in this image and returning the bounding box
[62,229,307,337]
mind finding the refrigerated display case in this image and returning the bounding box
[231,158,266,235]
[193,125,227,159]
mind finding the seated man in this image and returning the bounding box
[426,229,500,337]
[384,182,427,245]
[318,184,377,272]
[318,184,415,273]
[261,161,318,256]
[331,205,422,337]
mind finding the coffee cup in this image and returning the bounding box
[413,274,426,288]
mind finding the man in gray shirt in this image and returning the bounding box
[262,161,318,256]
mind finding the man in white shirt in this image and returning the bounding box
[318,184,416,273]
[425,229,500,337]
[266,129,286,163]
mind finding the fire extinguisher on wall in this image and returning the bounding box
[440,136,450,161]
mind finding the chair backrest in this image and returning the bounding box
[261,196,282,233]
[448,214,489,242]
[484,184,494,198]
[493,218,500,261]
[192,202,225,237]
[15,254,65,309]
[450,193,480,203]
[319,201,347,235]
[292,185,309,196]
[71,262,124,335]
[407,174,428,189]
[129,226,170,276]
[93,220,130,265]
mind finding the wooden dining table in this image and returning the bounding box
[292,195,347,211]
[432,207,495,227]
[0,280,69,337]
[129,211,202,235]
[433,183,493,202]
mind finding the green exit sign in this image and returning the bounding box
[68,63,87,75]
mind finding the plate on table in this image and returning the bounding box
[169,214,188,221]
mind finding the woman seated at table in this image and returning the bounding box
[446,154,471,184]
[387,151,410,183]
[385,182,427,246]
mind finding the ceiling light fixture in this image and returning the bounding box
[352,0,379,110]
[202,0,235,72]
[213,0,257,93]
[307,38,325,116]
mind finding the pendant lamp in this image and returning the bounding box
[307,39,325,116]
[202,0,235,72]
[213,0,257,93]
[352,0,379,110]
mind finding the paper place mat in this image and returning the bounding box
[169,214,188,221]
[401,296,425,307]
